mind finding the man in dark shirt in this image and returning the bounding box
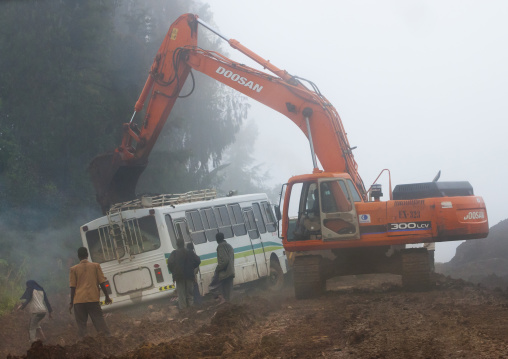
[167,239,201,309]
[215,232,235,303]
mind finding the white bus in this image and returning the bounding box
[79,190,287,310]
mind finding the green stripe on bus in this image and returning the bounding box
[166,241,283,266]
[199,246,283,266]
[198,241,282,260]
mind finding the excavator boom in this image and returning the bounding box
[89,14,198,212]
[90,13,365,212]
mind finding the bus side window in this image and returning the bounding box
[164,214,178,249]
[252,203,267,234]
[200,207,219,242]
[172,220,191,245]
[185,210,207,245]
[243,208,260,239]
[261,201,277,232]
[214,205,234,239]
[227,203,247,237]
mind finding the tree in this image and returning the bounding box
[0,0,122,219]
[0,0,249,220]
[214,120,282,203]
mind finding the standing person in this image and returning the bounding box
[17,280,53,343]
[167,239,200,309]
[69,247,112,338]
[186,242,203,306]
[215,232,235,304]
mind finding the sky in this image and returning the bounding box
[198,0,508,262]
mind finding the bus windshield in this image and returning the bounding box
[85,215,161,263]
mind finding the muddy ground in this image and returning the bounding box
[2,273,508,359]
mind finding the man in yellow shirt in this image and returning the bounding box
[69,247,112,338]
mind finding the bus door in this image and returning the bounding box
[242,207,269,277]
[317,178,360,241]
[166,215,204,290]
[227,203,257,283]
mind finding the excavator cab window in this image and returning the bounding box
[320,181,352,212]
[346,179,362,202]
[318,178,360,241]
[292,182,322,241]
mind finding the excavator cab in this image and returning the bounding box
[288,176,360,243]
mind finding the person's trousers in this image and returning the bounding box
[176,279,194,309]
[193,281,202,305]
[28,312,46,342]
[73,302,110,337]
[221,276,234,301]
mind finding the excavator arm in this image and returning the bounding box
[90,13,365,212]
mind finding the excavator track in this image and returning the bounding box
[293,255,325,299]
[401,248,432,291]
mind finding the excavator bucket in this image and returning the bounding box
[88,152,147,214]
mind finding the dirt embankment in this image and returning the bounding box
[438,218,508,290]
[3,274,508,359]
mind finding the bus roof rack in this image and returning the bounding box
[108,189,217,213]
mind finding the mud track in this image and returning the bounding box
[3,274,508,358]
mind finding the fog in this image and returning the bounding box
[204,0,508,262]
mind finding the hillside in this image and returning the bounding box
[438,218,508,289]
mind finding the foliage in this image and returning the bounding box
[0,218,97,316]
[213,120,282,203]
[0,0,249,217]
[0,127,38,206]
[0,0,122,221]
[0,258,26,316]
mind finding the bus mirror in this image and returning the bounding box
[274,205,281,221]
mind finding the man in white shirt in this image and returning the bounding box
[18,280,53,343]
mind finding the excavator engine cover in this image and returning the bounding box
[393,181,474,200]
[89,152,147,213]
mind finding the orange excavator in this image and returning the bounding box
[89,13,489,298]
